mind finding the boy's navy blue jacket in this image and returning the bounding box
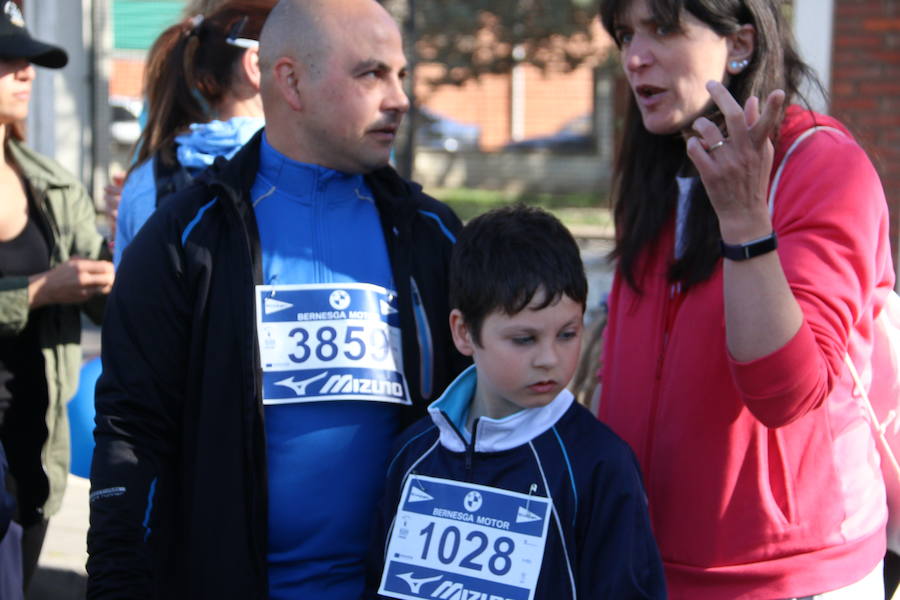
[367,366,666,599]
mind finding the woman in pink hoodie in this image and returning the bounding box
[598,0,893,598]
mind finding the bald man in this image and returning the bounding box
[86,1,467,598]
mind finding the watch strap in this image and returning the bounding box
[720,232,778,261]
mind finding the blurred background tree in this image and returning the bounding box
[382,0,600,177]
[391,0,598,86]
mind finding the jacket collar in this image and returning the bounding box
[207,129,421,223]
[428,365,574,453]
[6,137,71,190]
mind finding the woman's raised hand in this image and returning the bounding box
[686,80,785,244]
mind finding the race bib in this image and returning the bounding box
[379,475,551,600]
[255,283,411,405]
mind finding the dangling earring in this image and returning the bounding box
[729,59,750,73]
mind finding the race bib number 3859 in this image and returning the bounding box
[379,475,551,600]
[255,283,411,405]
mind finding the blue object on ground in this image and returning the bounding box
[68,357,101,479]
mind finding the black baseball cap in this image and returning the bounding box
[0,1,67,69]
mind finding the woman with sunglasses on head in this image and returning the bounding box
[114,0,275,265]
[0,2,114,593]
[597,0,893,598]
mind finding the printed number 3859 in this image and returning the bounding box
[288,325,390,363]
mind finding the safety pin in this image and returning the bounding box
[525,483,537,511]
[412,471,427,494]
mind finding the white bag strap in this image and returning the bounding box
[769,125,900,479]
[767,126,845,215]
[845,355,900,478]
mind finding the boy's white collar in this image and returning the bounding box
[427,365,575,453]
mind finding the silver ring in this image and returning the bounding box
[708,139,727,152]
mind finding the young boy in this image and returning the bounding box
[367,205,665,599]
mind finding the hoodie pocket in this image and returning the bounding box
[410,276,433,400]
[763,427,797,527]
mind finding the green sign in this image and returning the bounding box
[113,0,184,50]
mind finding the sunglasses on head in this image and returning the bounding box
[225,16,258,49]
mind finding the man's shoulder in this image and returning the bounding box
[366,168,462,239]
[144,174,221,228]
[144,137,259,228]
[386,415,440,476]
[396,414,440,452]
[121,164,241,268]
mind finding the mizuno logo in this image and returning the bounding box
[274,372,328,396]
[320,374,403,397]
[397,572,442,594]
[429,580,515,600]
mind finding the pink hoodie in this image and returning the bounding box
[600,106,894,599]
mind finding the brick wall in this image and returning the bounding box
[416,64,512,151]
[110,56,145,99]
[830,0,900,264]
[416,61,598,151]
[519,64,596,139]
[414,23,613,151]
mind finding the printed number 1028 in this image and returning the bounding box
[418,522,515,576]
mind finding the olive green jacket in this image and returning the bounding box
[0,138,107,520]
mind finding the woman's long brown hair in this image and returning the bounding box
[599,0,820,291]
[131,0,274,172]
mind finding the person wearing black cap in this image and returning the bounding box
[0,0,114,593]
[0,1,67,68]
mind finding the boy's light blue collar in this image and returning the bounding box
[427,365,574,453]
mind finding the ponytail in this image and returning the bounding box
[130,0,274,171]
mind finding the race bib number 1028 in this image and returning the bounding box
[255,283,411,405]
[379,475,551,600]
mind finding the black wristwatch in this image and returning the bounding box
[720,232,778,261]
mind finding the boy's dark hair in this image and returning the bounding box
[449,204,587,345]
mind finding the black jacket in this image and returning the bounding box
[0,442,14,541]
[86,132,468,599]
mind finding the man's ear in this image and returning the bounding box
[242,47,261,91]
[449,309,475,357]
[726,24,756,75]
[273,57,303,111]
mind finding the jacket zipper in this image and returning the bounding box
[216,179,269,596]
[440,410,477,480]
[32,183,60,518]
[645,281,683,484]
